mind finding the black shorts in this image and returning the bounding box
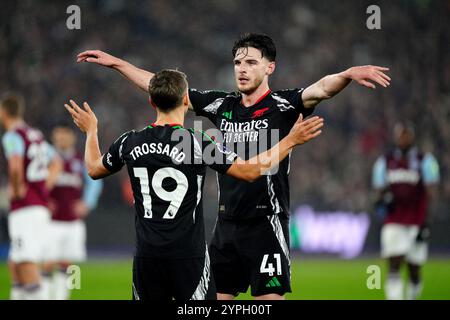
[209,215,291,297]
[132,253,216,301]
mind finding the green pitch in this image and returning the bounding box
[1,258,449,300]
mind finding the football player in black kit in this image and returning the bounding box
[77,33,390,300]
[64,69,323,300]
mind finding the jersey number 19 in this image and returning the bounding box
[133,167,188,219]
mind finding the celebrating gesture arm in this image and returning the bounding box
[64,100,111,179]
[302,65,391,108]
[227,114,324,182]
[77,50,154,92]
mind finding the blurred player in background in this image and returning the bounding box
[372,121,440,300]
[0,93,62,300]
[41,122,103,300]
[76,33,390,300]
[64,69,323,300]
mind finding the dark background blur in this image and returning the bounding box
[0,0,449,255]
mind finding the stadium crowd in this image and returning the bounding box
[1,0,448,217]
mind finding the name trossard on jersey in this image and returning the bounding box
[102,124,237,259]
[189,88,314,220]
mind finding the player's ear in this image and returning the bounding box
[183,92,190,109]
[267,61,276,76]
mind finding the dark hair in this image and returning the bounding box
[232,33,276,62]
[0,93,25,117]
[148,69,188,112]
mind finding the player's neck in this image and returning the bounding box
[154,110,184,127]
[4,118,23,131]
[241,83,271,107]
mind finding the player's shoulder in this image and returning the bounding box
[2,128,27,147]
[267,89,303,112]
[112,129,136,147]
[23,123,41,133]
[271,88,304,101]
[200,91,239,114]
[187,128,215,143]
[8,123,35,140]
[2,130,21,142]
[119,129,137,139]
[220,92,242,109]
[412,147,435,161]
[216,91,242,104]
[25,125,47,143]
[422,152,438,164]
[274,87,302,92]
[189,88,234,96]
[373,154,387,169]
[225,91,241,99]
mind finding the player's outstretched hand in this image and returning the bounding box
[64,100,98,134]
[288,114,324,146]
[346,65,391,89]
[76,50,119,67]
[74,200,89,219]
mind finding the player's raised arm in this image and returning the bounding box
[64,100,111,180]
[302,65,391,108]
[227,114,323,182]
[77,50,154,93]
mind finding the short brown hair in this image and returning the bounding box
[148,69,188,112]
[232,33,276,62]
[0,93,25,118]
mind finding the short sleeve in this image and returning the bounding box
[102,131,132,174]
[2,131,25,158]
[274,88,315,121]
[189,89,229,124]
[372,156,387,189]
[190,129,238,174]
[82,168,103,210]
[46,143,58,161]
[421,153,440,185]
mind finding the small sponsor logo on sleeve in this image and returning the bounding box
[106,153,113,166]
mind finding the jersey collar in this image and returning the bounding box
[394,146,418,159]
[149,123,184,129]
[240,89,271,107]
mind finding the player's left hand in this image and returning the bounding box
[74,200,89,219]
[346,65,391,89]
[288,114,324,146]
[64,100,98,134]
